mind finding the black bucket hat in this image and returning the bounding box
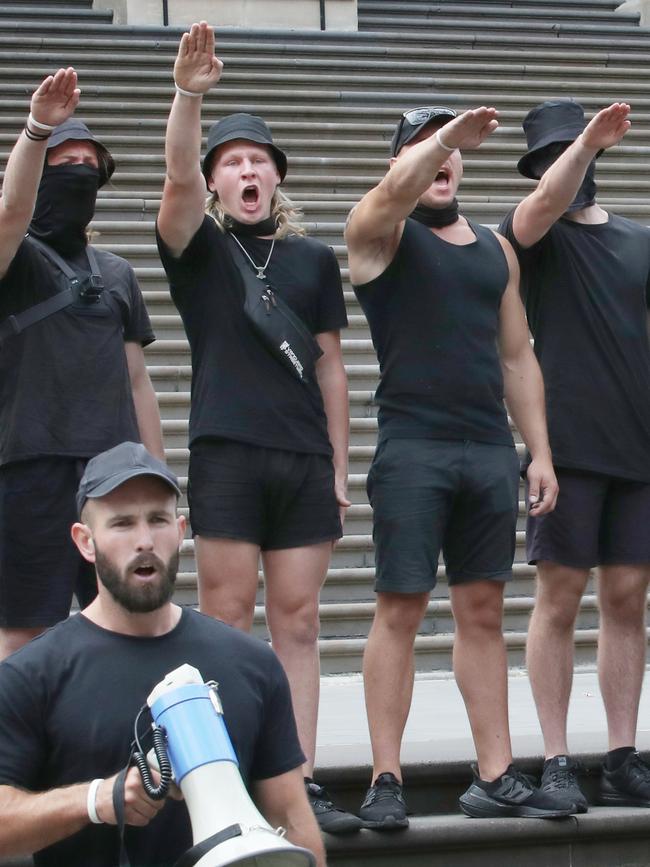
[517,99,602,180]
[46,118,115,187]
[202,112,288,184]
[391,105,457,157]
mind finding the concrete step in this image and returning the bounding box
[358,0,637,26]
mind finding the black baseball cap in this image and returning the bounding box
[391,106,457,157]
[77,442,181,516]
[517,99,601,179]
[202,112,288,183]
[46,118,115,187]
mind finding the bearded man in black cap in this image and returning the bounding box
[0,68,163,660]
[345,105,568,824]
[500,100,650,811]
[156,23,357,834]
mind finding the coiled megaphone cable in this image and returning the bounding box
[132,704,172,800]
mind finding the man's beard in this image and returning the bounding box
[94,546,179,613]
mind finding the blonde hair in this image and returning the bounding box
[206,187,306,239]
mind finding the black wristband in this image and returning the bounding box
[24,126,51,142]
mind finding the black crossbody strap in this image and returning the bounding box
[0,237,106,346]
[0,287,75,343]
[172,824,243,867]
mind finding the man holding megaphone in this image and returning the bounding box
[0,442,326,867]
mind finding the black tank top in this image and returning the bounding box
[354,218,513,446]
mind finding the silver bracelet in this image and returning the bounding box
[27,112,55,132]
[87,778,105,824]
[435,129,456,153]
[174,83,202,98]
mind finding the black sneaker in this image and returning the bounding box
[459,763,577,818]
[540,755,589,813]
[304,779,363,834]
[599,751,650,807]
[359,772,409,830]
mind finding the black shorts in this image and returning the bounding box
[367,438,519,593]
[0,457,96,628]
[527,466,650,568]
[188,439,342,551]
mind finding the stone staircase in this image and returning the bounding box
[1,0,649,678]
[3,2,650,866]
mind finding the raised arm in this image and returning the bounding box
[511,102,631,249]
[0,68,80,279]
[157,21,223,257]
[344,107,498,286]
[496,235,557,515]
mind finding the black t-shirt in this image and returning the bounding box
[499,210,650,482]
[354,218,513,446]
[0,608,304,867]
[0,238,154,466]
[156,216,347,456]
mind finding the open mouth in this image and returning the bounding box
[435,169,449,183]
[134,565,156,577]
[242,185,259,206]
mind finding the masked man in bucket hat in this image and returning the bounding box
[345,104,571,825]
[0,69,163,660]
[500,100,650,811]
[156,23,358,834]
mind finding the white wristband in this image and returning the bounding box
[436,129,456,153]
[87,778,105,824]
[27,112,55,132]
[175,84,202,98]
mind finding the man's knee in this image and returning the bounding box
[451,580,504,633]
[533,561,588,628]
[374,591,430,636]
[599,565,650,625]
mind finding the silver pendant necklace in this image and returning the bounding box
[230,232,276,280]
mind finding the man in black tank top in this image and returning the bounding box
[501,100,650,811]
[345,106,570,823]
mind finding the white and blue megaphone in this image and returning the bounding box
[147,664,316,867]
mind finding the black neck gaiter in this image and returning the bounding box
[566,161,597,213]
[29,164,99,256]
[409,200,460,229]
[227,215,277,237]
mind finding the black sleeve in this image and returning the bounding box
[313,245,348,334]
[156,215,218,303]
[122,264,155,347]
[0,240,50,320]
[497,209,544,302]
[249,650,305,782]
[0,660,46,789]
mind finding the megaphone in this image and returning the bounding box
[147,664,316,867]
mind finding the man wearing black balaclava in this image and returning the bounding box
[345,106,569,824]
[0,68,163,660]
[500,101,650,812]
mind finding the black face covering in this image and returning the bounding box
[528,143,597,213]
[29,163,99,256]
[565,160,597,213]
[409,199,459,228]
[227,215,277,236]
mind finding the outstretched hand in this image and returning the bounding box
[581,102,631,153]
[438,106,499,151]
[30,67,80,128]
[174,21,223,94]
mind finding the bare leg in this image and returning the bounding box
[598,564,650,751]
[195,535,261,631]
[0,626,45,661]
[526,561,588,758]
[263,543,332,777]
[363,591,430,783]
[450,580,511,781]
